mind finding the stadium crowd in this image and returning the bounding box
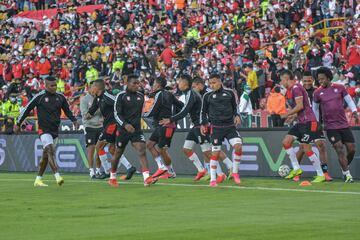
[0,0,360,133]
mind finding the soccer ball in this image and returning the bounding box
[278,165,290,177]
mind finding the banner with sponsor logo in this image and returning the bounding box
[1,129,359,178]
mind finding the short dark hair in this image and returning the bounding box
[155,76,167,89]
[45,76,56,82]
[274,86,281,93]
[127,74,139,83]
[303,71,312,77]
[179,74,192,85]
[279,69,294,80]
[192,77,204,85]
[92,79,105,88]
[317,67,333,80]
[209,73,221,80]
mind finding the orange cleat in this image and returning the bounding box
[232,173,241,185]
[209,181,218,187]
[108,179,118,187]
[119,175,127,181]
[216,174,226,184]
[152,169,167,178]
[144,176,158,186]
[324,172,333,181]
[159,172,176,179]
[293,175,300,182]
[194,169,207,181]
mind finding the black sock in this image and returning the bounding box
[321,164,328,173]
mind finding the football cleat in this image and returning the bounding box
[151,169,167,178]
[293,175,300,182]
[209,181,218,187]
[216,174,226,184]
[97,172,110,180]
[159,172,176,179]
[194,169,207,181]
[312,175,325,183]
[232,173,241,185]
[34,179,48,187]
[144,176,158,186]
[345,175,354,183]
[56,176,64,186]
[285,169,303,180]
[108,179,118,187]
[324,172,333,182]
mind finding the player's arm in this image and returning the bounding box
[200,92,210,126]
[281,96,303,119]
[114,93,135,133]
[60,94,78,128]
[87,96,100,116]
[143,91,162,118]
[16,93,40,127]
[344,94,359,123]
[230,90,241,125]
[169,92,190,122]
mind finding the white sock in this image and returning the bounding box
[54,172,61,181]
[233,152,241,174]
[189,152,205,172]
[89,168,95,177]
[155,156,166,170]
[95,168,101,175]
[210,160,217,182]
[166,164,175,174]
[36,176,42,181]
[285,146,300,170]
[307,152,324,176]
[342,170,352,177]
[110,171,116,180]
[204,162,210,172]
[120,155,132,170]
[216,161,224,176]
[99,151,111,174]
[142,171,150,180]
[222,157,233,171]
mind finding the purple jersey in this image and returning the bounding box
[313,84,349,130]
[289,83,317,124]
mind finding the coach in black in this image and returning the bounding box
[15,76,79,187]
[200,74,242,187]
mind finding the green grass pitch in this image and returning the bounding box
[0,173,359,240]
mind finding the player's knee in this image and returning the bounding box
[317,141,326,152]
[283,142,292,150]
[182,148,193,157]
[348,144,356,155]
[146,141,154,150]
[234,144,242,154]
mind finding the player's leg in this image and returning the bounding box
[86,143,96,179]
[132,140,157,186]
[227,128,243,185]
[147,128,167,177]
[219,151,233,176]
[209,127,224,187]
[302,143,324,182]
[96,140,111,177]
[158,126,176,178]
[34,137,50,187]
[183,128,206,179]
[296,144,305,164]
[282,127,302,179]
[342,129,356,182]
[315,139,332,181]
[108,146,125,187]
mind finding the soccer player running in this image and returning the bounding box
[15,76,79,187]
[80,82,104,179]
[295,71,333,181]
[110,74,157,187]
[160,75,233,182]
[144,77,184,179]
[279,70,325,183]
[200,74,242,187]
[86,80,136,180]
[313,67,359,183]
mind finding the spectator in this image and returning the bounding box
[85,63,99,85]
[238,84,252,128]
[2,93,20,134]
[242,63,259,110]
[266,86,286,127]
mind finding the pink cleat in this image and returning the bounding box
[232,173,241,185]
[209,181,218,187]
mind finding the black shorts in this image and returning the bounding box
[149,126,175,148]
[98,123,117,144]
[326,128,355,144]
[84,127,102,147]
[288,121,322,144]
[116,128,146,148]
[186,126,210,145]
[210,125,242,146]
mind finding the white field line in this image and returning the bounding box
[0,178,359,195]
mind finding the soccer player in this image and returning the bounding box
[80,82,103,179]
[15,76,79,187]
[110,74,157,187]
[160,75,233,182]
[295,71,333,181]
[313,67,359,183]
[200,73,242,187]
[87,80,136,180]
[144,77,184,179]
[279,70,325,183]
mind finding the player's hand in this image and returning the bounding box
[234,116,241,126]
[85,113,92,120]
[159,118,171,126]
[125,124,135,133]
[200,125,208,136]
[73,121,79,130]
[353,111,359,125]
[14,125,20,134]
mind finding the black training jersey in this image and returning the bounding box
[114,90,144,130]
[17,90,76,135]
[88,91,116,126]
[143,89,184,127]
[200,86,239,126]
[170,88,202,126]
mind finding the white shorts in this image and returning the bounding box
[40,134,57,148]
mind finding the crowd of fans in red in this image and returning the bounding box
[0,0,359,132]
